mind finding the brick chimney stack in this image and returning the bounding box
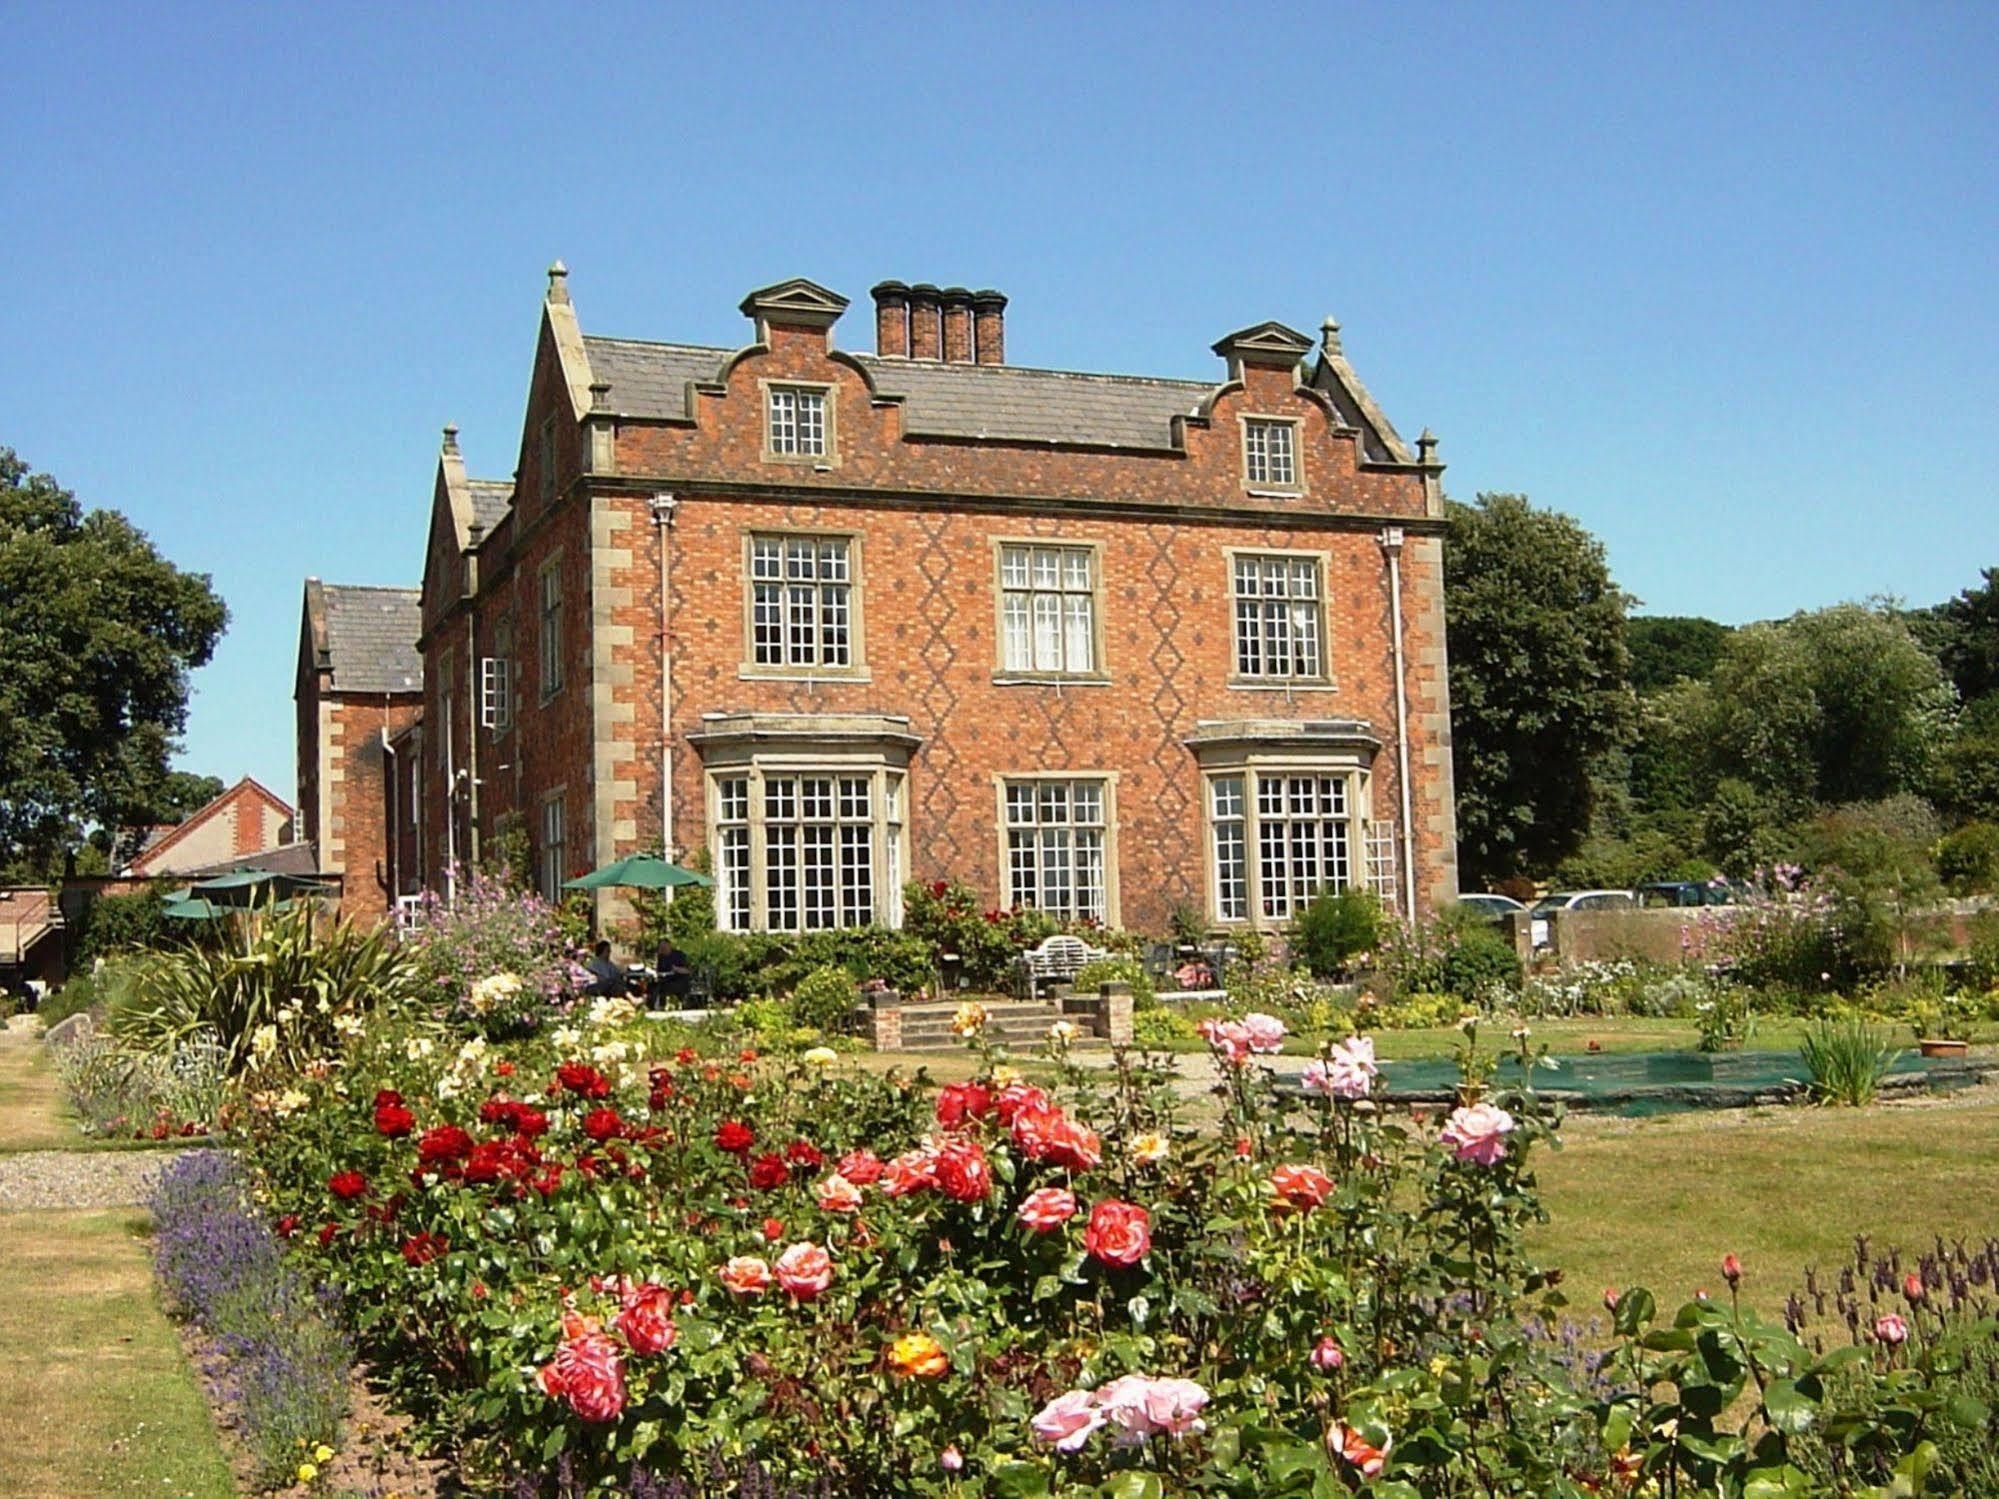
[941,287,974,363]
[907,284,944,360]
[971,289,1007,364]
[871,281,910,358]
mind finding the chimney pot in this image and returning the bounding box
[971,289,1007,365]
[908,283,943,360]
[941,287,974,363]
[871,280,910,358]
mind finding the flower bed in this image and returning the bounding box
[226,997,1990,1496]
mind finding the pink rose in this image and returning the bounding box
[933,1136,992,1203]
[1098,1374,1209,1440]
[1198,1017,1252,1067]
[1441,1101,1516,1165]
[1303,1035,1379,1100]
[1874,1313,1909,1346]
[1310,1336,1344,1371]
[1328,1420,1389,1476]
[881,1145,939,1198]
[537,1321,627,1423]
[1083,1199,1151,1268]
[775,1241,834,1300]
[1241,1012,1287,1054]
[835,1148,884,1185]
[719,1255,771,1297]
[1017,1186,1079,1232]
[815,1174,864,1213]
[1031,1388,1106,1452]
[940,1444,964,1473]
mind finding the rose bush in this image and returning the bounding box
[226,993,1985,1496]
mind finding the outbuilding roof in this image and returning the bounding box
[308,581,423,694]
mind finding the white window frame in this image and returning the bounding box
[538,791,567,903]
[763,382,832,461]
[1242,416,1300,490]
[997,775,1116,924]
[708,762,905,934]
[1205,764,1370,927]
[1229,550,1328,684]
[995,541,1103,679]
[745,531,863,675]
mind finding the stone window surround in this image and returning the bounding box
[987,536,1112,685]
[759,378,839,467]
[1222,545,1336,691]
[1186,721,1380,930]
[1239,412,1304,495]
[538,786,568,903]
[738,526,870,683]
[990,770,1122,927]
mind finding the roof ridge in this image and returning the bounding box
[323,581,421,595]
[585,334,734,355]
[855,354,1211,391]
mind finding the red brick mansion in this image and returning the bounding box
[297,268,1457,934]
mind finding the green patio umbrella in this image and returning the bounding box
[162,895,228,921]
[563,854,713,891]
[188,869,336,906]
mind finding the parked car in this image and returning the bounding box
[1453,892,1527,927]
[1635,880,1738,908]
[1528,889,1635,948]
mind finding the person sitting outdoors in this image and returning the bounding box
[583,939,627,998]
[653,936,693,1006]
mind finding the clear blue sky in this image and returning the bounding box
[3,2,1995,798]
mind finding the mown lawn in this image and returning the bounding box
[1529,1090,1999,1317]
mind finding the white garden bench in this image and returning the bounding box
[1018,933,1110,993]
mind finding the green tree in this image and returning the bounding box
[1911,566,1999,705]
[1704,603,1952,807]
[0,449,228,870]
[149,770,226,822]
[1625,614,1732,693]
[1444,493,1635,885]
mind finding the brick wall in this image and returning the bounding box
[322,695,422,923]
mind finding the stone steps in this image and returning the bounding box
[892,1000,1070,1052]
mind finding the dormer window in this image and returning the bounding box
[766,384,828,459]
[1243,418,1298,489]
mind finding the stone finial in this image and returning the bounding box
[1417,427,1440,464]
[1321,316,1343,356]
[547,259,570,304]
[589,380,612,411]
[441,423,460,455]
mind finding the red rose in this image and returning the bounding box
[676,1047,698,1066]
[532,1163,564,1197]
[1040,1114,1103,1173]
[374,1102,416,1138]
[537,1324,627,1423]
[1271,1163,1336,1212]
[555,1062,612,1100]
[748,1153,791,1191]
[935,1082,994,1129]
[715,1120,755,1154]
[1083,1199,1151,1268]
[464,1140,516,1185]
[401,1232,448,1267]
[275,1214,301,1238]
[582,1108,626,1143]
[648,1069,675,1109]
[614,1282,678,1357]
[479,1097,519,1128]
[1017,1187,1079,1232]
[835,1149,884,1185]
[373,1089,403,1109]
[933,1137,992,1203]
[881,1147,939,1198]
[784,1138,825,1170]
[995,1082,1051,1126]
[417,1125,474,1167]
[328,1170,368,1201]
[495,1060,516,1077]
[317,1222,339,1247]
[514,1107,549,1138]
[762,1217,785,1242]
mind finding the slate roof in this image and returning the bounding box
[580,336,1214,450]
[467,479,513,535]
[318,583,423,693]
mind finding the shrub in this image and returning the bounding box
[1288,888,1381,977]
[1072,955,1156,1009]
[399,866,582,1035]
[789,965,859,1033]
[1131,1007,1195,1047]
[1383,911,1522,1005]
[1710,874,1859,991]
[1799,1014,1899,1105]
[36,955,145,1028]
[901,878,1022,989]
[1694,986,1755,1051]
[74,886,176,961]
[1938,821,1999,894]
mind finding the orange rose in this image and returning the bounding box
[815,1174,864,1213]
[1271,1163,1336,1211]
[719,1255,771,1297]
[1083,1199,1151,1268]
[887,1330,951,1379]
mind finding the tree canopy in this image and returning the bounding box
[0,449,228,871]
[1625,614,1732,693]
[1444,493,1634,887]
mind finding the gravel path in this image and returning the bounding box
[0,1146,183,1211]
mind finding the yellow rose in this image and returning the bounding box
[312,1444,334,1463]
[1130,1131,1169,1166]
[887,1330,951,1379]
[950,1001,988,1036]
[802,1046,838,1067]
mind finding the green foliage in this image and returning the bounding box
[1386,911,1523,1004]
[1287,888,1382,978]
[481,812,535,892]
[0,449,229,870]
[1799,1013,1899,1105]
[1694,985,1756,1051]
[399,868,579,1035]
[901,878,1026,989]
[1701,776,1789,877]
[1915,565,1999,705]
[1625,613,1732,693]
[1131,1006,1196,1047]
[1072,956,1156,1009]
[37,955,145,1028]
[53,1030,224,1136]
[789,964,859,1033]
[1445,493,1636,884]
[1937,694,1999,823]
[75,886,182,962]
[111,904,420,1072]
[1166,901,1208,946]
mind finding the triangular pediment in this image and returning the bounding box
[738,278,851,328]
[1211,320,1315,365]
